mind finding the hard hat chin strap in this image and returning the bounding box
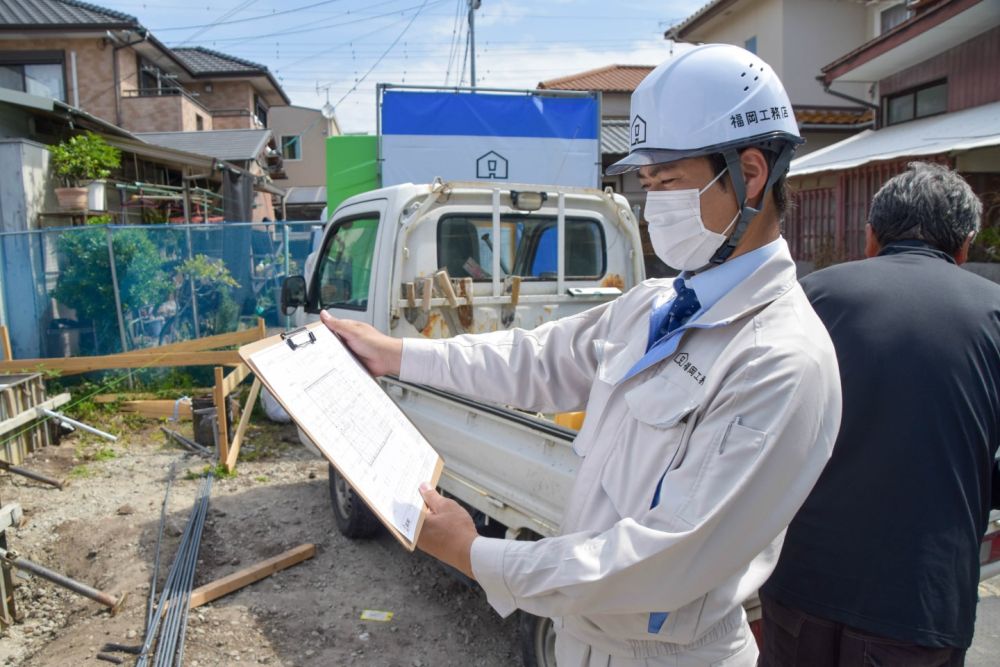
[708,143,796,266]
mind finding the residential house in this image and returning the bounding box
[0,0,290,225]
[269,104,342,221]
[785,0,1000,277]
[666,0,878,156]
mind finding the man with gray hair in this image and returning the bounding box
[760,161,1000,666]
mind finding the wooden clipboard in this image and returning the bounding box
[239,321,443,551]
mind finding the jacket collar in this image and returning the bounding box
[877,239,957,265]
[690,237,799,328]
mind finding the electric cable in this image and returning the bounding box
[175,0,258,47]
[328,0,431,108]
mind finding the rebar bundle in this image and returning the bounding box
[137,474,212,667]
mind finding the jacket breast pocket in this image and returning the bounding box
[599,375,701,520]
[675,419,767,528]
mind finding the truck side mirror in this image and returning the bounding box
[281,276,308,315]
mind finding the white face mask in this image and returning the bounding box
[644,168,740,271]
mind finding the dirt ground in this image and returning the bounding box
[0,408,521,667]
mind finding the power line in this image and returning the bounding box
[272,7,412,73]
[153,0,349,31]
[175,0,258,47]
[170,0,449,44]
[328,0,431,106]
[443,0,463,86]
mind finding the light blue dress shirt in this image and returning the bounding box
[622,238,784,384]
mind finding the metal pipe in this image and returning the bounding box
[0,546,123,611]
[491,189,501,297]
[468,0,478,88]
[70,51,79,108]
[105,227,130,354]
[39,409,117,442]
[0,460,63,489]
[556,193,566,296]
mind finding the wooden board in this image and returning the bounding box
[0,351,242,376]
[188,544,316,609]
[115,323,266,358]
[115,400,193,420]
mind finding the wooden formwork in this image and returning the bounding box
[0,373,61,466]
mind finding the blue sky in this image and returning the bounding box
[98,0,708,132]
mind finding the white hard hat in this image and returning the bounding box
[606,43,802,175]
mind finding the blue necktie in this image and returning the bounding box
[658,277,701,340]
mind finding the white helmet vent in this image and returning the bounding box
[741,62,765,92]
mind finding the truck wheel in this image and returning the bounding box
[519,611,557,667]
[328,464,380,538]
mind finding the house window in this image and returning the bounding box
[254,94,268,127]
[745,36,757,54]
[196,114,204,131]
[137,57,180,96]
[281,135,302,160]
[885,80,947,125]
[0,52,65,101]
[880,3,911,34]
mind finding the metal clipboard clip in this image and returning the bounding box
[281,326,317,351]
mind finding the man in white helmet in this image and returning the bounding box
[322,44,841,665]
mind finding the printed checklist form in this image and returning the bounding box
[240,322,443,550]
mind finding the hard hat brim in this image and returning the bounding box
[604,131,805,177]
[604,148,704,176]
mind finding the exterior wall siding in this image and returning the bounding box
[269,105,335,187]
[879,26,1000,112]
[0,37,118,124]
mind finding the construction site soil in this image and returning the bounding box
[0,410,520,666]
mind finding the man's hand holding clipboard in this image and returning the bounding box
[319,312,478,580]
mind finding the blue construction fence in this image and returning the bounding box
[0,221,324,360]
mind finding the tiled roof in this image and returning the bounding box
[602,119,630,155]
[171,47,268,75]
[795,107,875,126]
[664,0,735,39]
[136,129,272,162]
[0,0,137,26]
[538,65,654,93]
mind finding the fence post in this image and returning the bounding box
[105,226,130,353]
[283,222,291,330]
[186,224,201,338]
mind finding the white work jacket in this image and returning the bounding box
[399,242,841,658]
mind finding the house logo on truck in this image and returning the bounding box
[476,151,509,179]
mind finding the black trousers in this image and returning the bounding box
[758,593,966,667]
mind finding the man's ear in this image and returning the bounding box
[738,148,769,208]
[865,224,881,258]
[954,232,975,265]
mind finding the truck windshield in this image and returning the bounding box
[316,216,378,311]
[437,215,605,281]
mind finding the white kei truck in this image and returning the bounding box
[279,179,1000,667]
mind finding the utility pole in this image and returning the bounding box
[468,0,481,88]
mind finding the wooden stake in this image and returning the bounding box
[188,544,316,609]
[213,367,229,464]
[224,378,261,472]
[0,326,11,362]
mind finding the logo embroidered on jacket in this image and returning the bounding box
[673,352,706,385]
